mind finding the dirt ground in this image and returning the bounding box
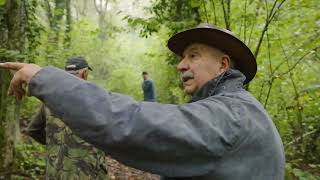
[106,156,160,180]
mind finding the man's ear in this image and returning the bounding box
[220,55,231,73]
[82,69,88,80]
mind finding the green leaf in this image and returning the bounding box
[190,0,200,8]
[309,164,317,168]
[0,0,5,6]
[292,168,304,177]
[302,84,320,93]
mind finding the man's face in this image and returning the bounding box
[143,74,148,80]
[68,68,88,80]
[177,43,229,95]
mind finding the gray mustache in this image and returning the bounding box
[181,71,194,80]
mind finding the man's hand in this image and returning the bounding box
[0,62,41,100]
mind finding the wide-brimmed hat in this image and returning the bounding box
[167,23,257,84]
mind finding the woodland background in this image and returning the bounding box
[0,0,319,179]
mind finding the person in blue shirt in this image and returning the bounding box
[142,71,157,102]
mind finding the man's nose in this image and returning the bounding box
[177,58,189,72]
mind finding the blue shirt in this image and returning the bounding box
[142,79,156,102]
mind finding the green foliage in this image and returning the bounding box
[286,163,320,180]
[0,48,24,60]
[25,0,45,63]
[14,141,46,179]
[125,0,204,37]
[20,97,42,121]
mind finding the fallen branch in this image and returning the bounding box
[285,129,318,148]
[279,47,318,76]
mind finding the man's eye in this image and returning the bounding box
[190,54,197,58]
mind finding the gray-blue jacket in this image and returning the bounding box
[28,67,285,180]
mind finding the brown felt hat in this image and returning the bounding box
[167,23,257,84]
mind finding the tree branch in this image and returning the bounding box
[93,0,101,14]
[263,32,274,108]
[258,80,267,101]
[104,0,110,11]
[254,0,287,59]
[278,31,305,150]
[243,0,247,43]
[247,13,257,47]
[202,0,209,23]
[279,47,318,76]
[220,0,230,30]
[81,0,87,16]
[285,129,318,148]
[268,0,286,24]
[270,33,319,77]
[44,0,53,27]
[259,33,318,85]
[210,0,217,24]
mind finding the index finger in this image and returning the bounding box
[0,62,26,71]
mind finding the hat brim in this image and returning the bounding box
[167,28,257,84]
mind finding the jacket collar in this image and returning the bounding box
[189,69,246,102]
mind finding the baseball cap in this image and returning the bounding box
[65,57,92,71]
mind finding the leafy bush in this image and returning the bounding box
[13,141,46,179]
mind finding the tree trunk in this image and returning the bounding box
[0,0,26,177]
[94,0,109,43]
[53,0,66,42]
[45,0,65,65]
[64,0,72,48]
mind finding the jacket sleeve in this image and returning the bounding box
[28,67,244,177]
[25,104,46,145]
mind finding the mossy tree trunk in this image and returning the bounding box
[0,0,26,178]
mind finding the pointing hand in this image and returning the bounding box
[0,62,41,100]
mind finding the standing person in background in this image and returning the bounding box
[25,57,109,179]
[142,71,157,102]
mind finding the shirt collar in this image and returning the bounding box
[189,69,246,102]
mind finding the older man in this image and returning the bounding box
[25,57,108,179]
[0,24,285,180]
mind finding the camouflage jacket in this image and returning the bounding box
[26,104,109,179]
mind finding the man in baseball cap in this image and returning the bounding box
[65,56,92,76]
[25,57,108,179]
[1,24,284,180]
